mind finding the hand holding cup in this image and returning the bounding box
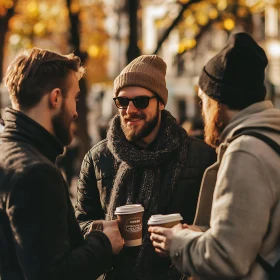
[115,204,144,247]
[148,213,183,257]
[102,220,124,254]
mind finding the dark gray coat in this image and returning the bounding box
[75,135,216,280]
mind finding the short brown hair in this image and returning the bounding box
[4,48,85,110]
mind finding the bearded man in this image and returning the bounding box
[0,48,123,280]
[150,33,280,279]
[75,54,216,279]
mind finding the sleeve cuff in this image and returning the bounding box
[86,230,113,254]
[170,229,203,276]
[86,230,113,270]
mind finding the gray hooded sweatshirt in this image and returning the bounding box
[170,100,280,279]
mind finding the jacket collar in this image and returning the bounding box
[220,100,278,143]
[1,107,64,163]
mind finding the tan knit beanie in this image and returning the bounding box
[113,55,168,105]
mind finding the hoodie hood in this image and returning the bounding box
[220,100,280,144]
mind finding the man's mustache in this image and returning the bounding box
[123,113,145,121]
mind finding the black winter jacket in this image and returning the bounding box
[75,135,216,279]
[0,108,113,280]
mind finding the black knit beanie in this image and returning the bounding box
[198,32,268,110]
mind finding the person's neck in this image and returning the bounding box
[135,139,150,149]
[135,119,162,149]
[13,100,53,135]
[226,108,240,123]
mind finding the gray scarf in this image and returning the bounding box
[106,110,188,279]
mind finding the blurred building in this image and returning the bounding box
[141,0,280,123]
[2,0,280,190]
[1,0,280,141]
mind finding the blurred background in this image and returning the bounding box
[1,0,280,193]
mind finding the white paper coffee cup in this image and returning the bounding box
[147,213,183,228]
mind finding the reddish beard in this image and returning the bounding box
[203,99,227,148]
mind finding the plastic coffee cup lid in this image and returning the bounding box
[147,213,183,225]
[115,204,144,215]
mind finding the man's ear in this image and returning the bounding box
[159,101,165,111]
[49,88,62,109]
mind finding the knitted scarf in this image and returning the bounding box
[106,110,188,279]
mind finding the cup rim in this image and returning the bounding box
[115,204,144,215]
[147,213,183,225]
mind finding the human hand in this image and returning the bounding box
[186,224,202,232]
[180,223,202,232]
[90,220,104,231]
[102,220,124,254]
[148,223,184,257]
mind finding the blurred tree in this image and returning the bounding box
[0,0,18,117]
[66,0,90,161]
[154,0,262,55]
[5,0,69,53]
[126,0,140,63]
[154,0,201,54]
[2,0,109,160]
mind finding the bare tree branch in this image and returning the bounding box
[154,0,202,54]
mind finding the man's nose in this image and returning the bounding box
[126,101,138,114]
[73,112,78,120]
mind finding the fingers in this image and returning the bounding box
[102,219,124,254]
[152,239,170,257]
[149,223,183,233]
[150,232,171,257]
[115,240,124,255]
[188,225,203,232]
[149,225,181,257]
[152,239,166,250]
[154,247,169,257]
[90,220,104,231]
[150,232,165,243]
[173,223,183,232]
[148,226,167,234]
[103,219,119,230]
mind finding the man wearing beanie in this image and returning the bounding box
[75,54,216,279]
[150,33,280,279]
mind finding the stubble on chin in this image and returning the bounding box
[121,120,135,141]
[52,107,73,146]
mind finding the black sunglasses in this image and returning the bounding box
[113,96,158,109]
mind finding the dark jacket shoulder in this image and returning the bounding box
[85,139,116,180]
[88,139,112,161]
[185,135,216,167]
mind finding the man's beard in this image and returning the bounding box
[203,101,227,148]
[121,105,159,142]
[52,103,73,146]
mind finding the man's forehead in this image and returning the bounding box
[118,86,154,96]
